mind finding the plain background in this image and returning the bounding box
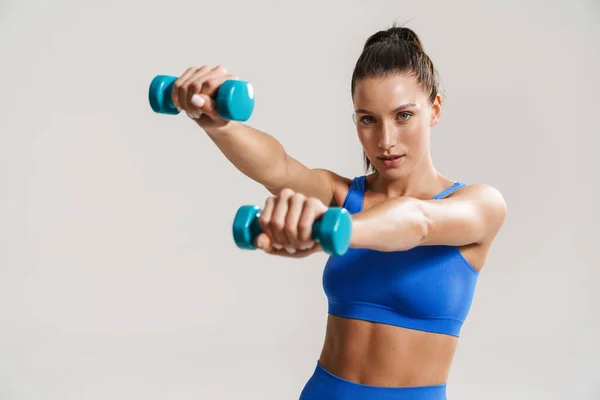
[1,0,599,399]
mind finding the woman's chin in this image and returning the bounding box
[374,163,408,179]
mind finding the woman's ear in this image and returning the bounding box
[430,93,442,127]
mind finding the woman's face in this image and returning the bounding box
[352,74,442,180]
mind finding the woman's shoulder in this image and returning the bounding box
[446,182,507,238]
[446,181,506,214]
[447,182,505,202]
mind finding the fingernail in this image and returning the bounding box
[273,243,282,250]
[191,94,205,108]
[285,247,296,254]
[301,243,314,250]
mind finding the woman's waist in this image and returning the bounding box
[318,315,458,387]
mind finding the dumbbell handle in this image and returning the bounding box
[148,75,255,121]
[232,205,352,256]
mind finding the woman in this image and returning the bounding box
[171,26,506,400]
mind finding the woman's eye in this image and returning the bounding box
[397,112,411,121]
[359,115,376,124]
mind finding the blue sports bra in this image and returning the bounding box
[322,176,480,337]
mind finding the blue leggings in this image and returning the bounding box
[299,362,447,400]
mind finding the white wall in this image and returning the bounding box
[1,0,598,398]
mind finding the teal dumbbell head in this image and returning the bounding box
[232,205,353,256]
[148,75,255,121]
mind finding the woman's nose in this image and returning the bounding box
[378,122,398,150]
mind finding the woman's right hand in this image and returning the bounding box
[171,65,239,130]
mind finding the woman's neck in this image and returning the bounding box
[368,152,450,199]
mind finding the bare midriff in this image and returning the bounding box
[318,315,458,387]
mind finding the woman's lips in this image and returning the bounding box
[378,154,405,167]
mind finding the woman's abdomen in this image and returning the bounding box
[318,315,458,387]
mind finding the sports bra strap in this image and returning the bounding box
[431,182,466,199]
[341,176,366,214]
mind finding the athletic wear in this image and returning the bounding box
[323,176,479,337]
[300,361,447,400]
[299,177,479,399]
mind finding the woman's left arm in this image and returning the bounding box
[350,184,507,252]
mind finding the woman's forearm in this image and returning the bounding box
[350,197,428,252]
[204,122,289,188]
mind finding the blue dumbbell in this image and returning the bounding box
[148,75,255,121]
[232,205,352,256]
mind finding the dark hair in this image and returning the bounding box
[351,26,441,173]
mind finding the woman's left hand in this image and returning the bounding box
[255,188,328,258]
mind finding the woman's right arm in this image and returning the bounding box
[205,122,342,205]
[171,65,348,206]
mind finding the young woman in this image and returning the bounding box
[171,26,506,400]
